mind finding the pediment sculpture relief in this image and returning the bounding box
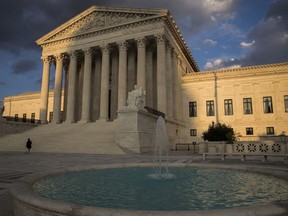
[48,11,153,41]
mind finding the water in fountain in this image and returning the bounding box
[149,116,176,180]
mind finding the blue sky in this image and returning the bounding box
[0,0,287,102]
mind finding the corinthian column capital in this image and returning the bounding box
[41,55,51,64]
[54,53,65,62]
[135,37,147,48]
[83,47,93,58]
[155,34,166,44]
[68,50,78,60]
[99,43,111,54]
[117,41,128,51]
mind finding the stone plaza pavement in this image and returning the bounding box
[1,151,288,216]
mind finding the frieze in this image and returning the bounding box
[41,17,164,50]
[48,11,152,41]
[123,21,164,35]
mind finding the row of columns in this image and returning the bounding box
[39,34,182,124]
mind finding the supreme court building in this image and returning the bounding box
[2,6,288,153]
[36,6,198,125]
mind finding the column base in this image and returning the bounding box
[78,119,91,124]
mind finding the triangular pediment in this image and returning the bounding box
[37,6,167,45]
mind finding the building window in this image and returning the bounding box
[14,114,18,122]
[284,95,288,112]
[266,127,274,135]
[243,98,253,114]
[22,113,27,122]
[49,112,53,122]
[31,113,35,123]
[224,99,233,115]
[189,102,197,117]
[263,96,273,113]
[206,100,215,116]
[190,129,197,136]
[246,127,253,135]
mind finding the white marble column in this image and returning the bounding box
[80,48,93,122]
[172,49,179,120]
[166,42,173,119]
[155,34,167,115]
[117,41,128,109]
[146,47,154,108]
[52,53,64,123]
[66,51,78,123]
[40,56,51,124]
[99,44,110,120]
[110,51,119,120]
[127,48,136,93]
[92,54,102,121]
[136,37,146,90]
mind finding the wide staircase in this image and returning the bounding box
[0,121,126,154]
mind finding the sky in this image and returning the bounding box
[0,0,287,102]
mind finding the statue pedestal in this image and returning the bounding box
[116,107,158,153]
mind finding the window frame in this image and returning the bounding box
[190,129,197,136]
[206,100,215,116]
[246,127,254,135]
[284,95,288,113]
[189,101,197,117]
[243,98,253,115]
[266,127,275,135]
[31,113,35,123]
[22,113,27,123]
[224,99,233,115]
[263,96,273,113]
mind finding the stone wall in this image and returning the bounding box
[0,121,39,137]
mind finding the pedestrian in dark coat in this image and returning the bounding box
[26,138,32,154]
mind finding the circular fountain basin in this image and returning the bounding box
[11,163,288,216]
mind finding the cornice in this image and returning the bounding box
[36,5,167,46]
[182,62,288,82]
[165,13,200,72]
[38,16,166,49]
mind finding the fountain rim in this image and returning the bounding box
[11,163,288,216]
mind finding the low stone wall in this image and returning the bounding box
[233,141,287,154]
[201,141,287,155]
[0,121,38,137]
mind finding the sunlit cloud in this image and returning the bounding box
[203,39,218,46]
[204,58,241,70]
[240,40,255,48]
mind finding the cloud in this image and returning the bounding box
[11,59,38,75]
[0,81,6,86]
[204,58,241,70]
[240,40,255,48]
[203,39,218,46]
[240,0,288,66]
[0,0,239,55]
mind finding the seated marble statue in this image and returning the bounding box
[127,85,146,109]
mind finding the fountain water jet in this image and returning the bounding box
[149,116,176,180]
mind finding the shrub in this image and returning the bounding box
[202,122,236,143]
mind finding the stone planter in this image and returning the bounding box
[207,141,226,153]
[198,142,208,153]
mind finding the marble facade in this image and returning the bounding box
[36,6,198,124]
[1,6,288,150]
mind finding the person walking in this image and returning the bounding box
[26,138,32,154]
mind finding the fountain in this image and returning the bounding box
[149,116,175,180]
[10,117,288,216]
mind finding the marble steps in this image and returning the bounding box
[0,121,125,154]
